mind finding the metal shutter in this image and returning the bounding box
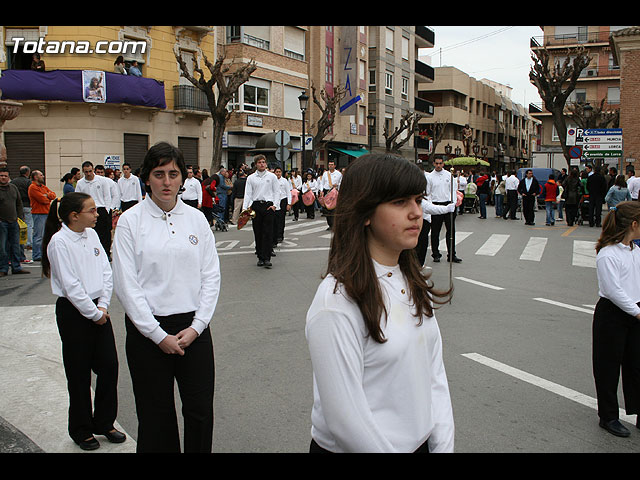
[123,133,149,173]
[178,137,199,169]
[3,132,45,180]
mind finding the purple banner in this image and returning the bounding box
[0,69,166,109]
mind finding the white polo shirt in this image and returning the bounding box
[75,175,117,211]
[596,242,640,317]
[242,169,280,211]
[118,174,143,204]
[47,224,112,322]
[112,196,221,344]
[180,176,203,204]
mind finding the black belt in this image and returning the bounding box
[433,201,452,206]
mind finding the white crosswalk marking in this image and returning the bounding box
[475,234,510,256]
[295,225,331,236]
[520,237,548,261]
[572,240,596,268]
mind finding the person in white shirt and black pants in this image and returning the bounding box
[426,160,461,263]
[117,162,143,212]
[306,153,454,453]
[75,161,117,259]
[242,155,280,268]
[112,142,220,453]
[319,161,342,230]
[593,201,640,438]
[42,192,125,451]
[273,166,291,246]
[179,166,203,210]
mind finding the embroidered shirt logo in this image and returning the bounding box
[94,248,100,256]
[189,235,198,245]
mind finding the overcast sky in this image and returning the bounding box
[420,26,543,108]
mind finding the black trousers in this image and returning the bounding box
[120,200,138,212]
[414,220,431,267]
[309,438,430,453]
[522,195,536,224]
[588,197,604,227]
[430,204,456,260]
[95,207,112,258]
[592,297,640,421]
[125,313,214,453]
[182,199,198,209]
[55,297,119,443]
[504,190,518,219]
[292,190,302,219]
[565,204,579,226]
[273,198,288,245]
[251,201,275,262]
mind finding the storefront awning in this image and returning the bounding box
[330,147,369,158]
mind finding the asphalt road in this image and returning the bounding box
[1,205,639,453]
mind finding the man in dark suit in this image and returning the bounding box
[586,166,608,227]
[517,169,540,225]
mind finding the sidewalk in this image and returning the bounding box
[0,304,134,453]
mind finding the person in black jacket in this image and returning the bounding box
[230,169,248,225]
[586,166,608,227]
[517,169,540,225]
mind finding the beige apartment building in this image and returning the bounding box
[417,65,538,174]
[529,26,626,171]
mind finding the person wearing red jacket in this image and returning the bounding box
[28,170,57,261]
[201,174,217,226]
[542,174,560,226]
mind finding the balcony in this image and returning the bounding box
[173,85,209,113]
[530,31,611,49]
[0,69,166,109]
[415,59,434,82]
[415,26,435,48]
[415,96,434,115]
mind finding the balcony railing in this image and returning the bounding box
[530,31,611,49]
[415,59,434,82]
[415,26,435,48]
[415,96,434,115]
[173,85,209,113]
[0,69,166,109]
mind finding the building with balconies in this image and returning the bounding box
[417,65,538,173]
[0,25,217,195]
[529,26,627,170]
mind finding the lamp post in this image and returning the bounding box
[298,91,309,171]
[367,112,375,153]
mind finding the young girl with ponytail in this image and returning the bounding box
[593,200,640,438]
[42,192,125,450]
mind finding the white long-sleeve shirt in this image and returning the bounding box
[112,196,221,345]
[505,175,519,191]
[422,198,455,223]
[276,176,292,204]
[302,180,318,194]
[242,169,280,211]
[319,170,342,192]
[305,260,455,453]
[291,175,303,190]
[180,176,203,204]
[75,175,118,211]
[426,169,457,203]
[596,242,640,317]
[47,224,112,322]
[118,174,143,204]
[627,176,640,200]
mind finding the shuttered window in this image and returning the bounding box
[123,133,148,173]
[3,132,45,180]
[178,137,199,168]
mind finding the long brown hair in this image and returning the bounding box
[595,200,640,253]
[325,153,452,344]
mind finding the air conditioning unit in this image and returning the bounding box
[586,69,597,77]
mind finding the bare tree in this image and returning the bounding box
[566,97,620,129]
[383,111,424,154]
[308,83,348,170]
[529,46,592,167]
[175,51,256,171]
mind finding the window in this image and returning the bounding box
[326,46,334,84]
[385,71,393,95]
[402,36,409,61]
[401,76,409,100]
[369,70,376,92]
[243,84,269,113]
[608,86,620,104]
[385,28,394,51]
[284,26,305,61]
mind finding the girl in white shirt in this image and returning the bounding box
[42,192,124,451]
[593,201,640,438]
[301,172,317,219]
[305,153,455,453]
[112,142,220,452]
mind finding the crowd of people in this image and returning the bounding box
[4,139,640,451]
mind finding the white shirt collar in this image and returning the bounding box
[143,196,186,218]
[61,222,89,241]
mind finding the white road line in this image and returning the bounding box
[475,234,510,256]
[454,276,504,290]
[295,225,332,236]
[533,298,594,314]
[573,240,596,268]
[454,231,472,245]
[218,247,330,256]
[284,220,326,231]
[215,240,240,251]
[520,237,547,261]
[462,353,635,425]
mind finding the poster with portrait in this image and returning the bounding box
[82,70,106,103]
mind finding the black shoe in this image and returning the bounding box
[257,260,265,267]
[448,256,462,263]
[432,257,441,263]
[263,261,272,269]
[98,429,126,444]
[599,419,631,437]
[478,216,486,219]
[76,436,100,450]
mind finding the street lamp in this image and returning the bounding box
[367,112,375,153]
[583,102,593,128]
[298,91,309,171]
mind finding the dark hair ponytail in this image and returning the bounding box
[41,192,92,278]
[595,201,640,254]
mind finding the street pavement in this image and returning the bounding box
[2,204,640,453]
